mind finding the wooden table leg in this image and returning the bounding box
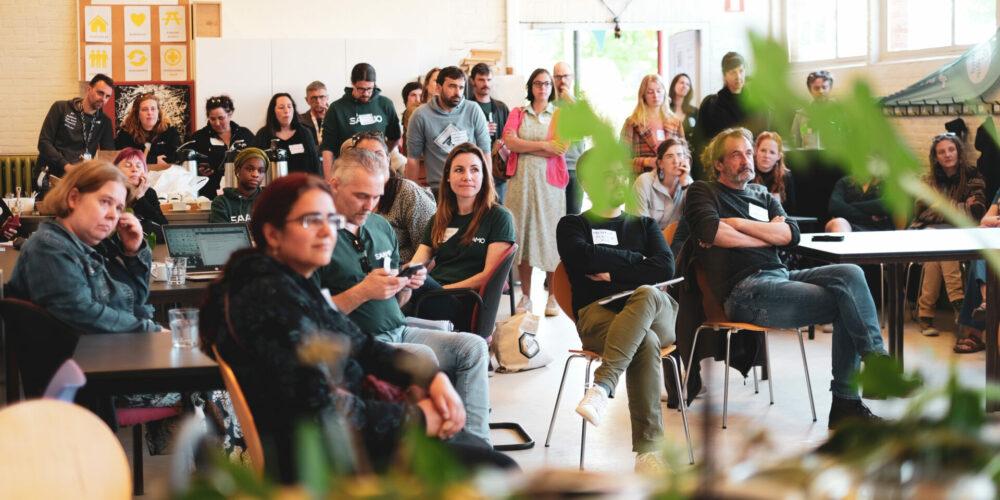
[985,259,999,412]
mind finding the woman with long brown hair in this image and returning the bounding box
[407,142,514,330]
[115,92,181,170]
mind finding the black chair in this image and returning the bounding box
[412,244,533,451]
[0,298,81,400]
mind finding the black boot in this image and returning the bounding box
[829,395,882,430]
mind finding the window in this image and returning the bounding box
[886,0,996,52]
[787,0,868,62]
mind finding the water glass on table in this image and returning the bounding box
[165,256,187,285]
[169,308,199,349]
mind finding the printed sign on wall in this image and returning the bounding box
[158,5,187,43]
[160,45,187,81]
[84,44,112,80]
[84,6,112,43]
[124,45,152,81]
[123,6,151,43]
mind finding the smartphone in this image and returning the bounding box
[812,234,845,242]
[398,263,425,278]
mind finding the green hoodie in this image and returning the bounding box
[319,87,401,156]
[209,187,261,223]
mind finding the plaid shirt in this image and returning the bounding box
[620,116,683,173]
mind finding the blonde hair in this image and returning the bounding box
[46,160,134,218]
[627,75,678,129]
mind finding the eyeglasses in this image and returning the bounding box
[348,233,371,273]
[553,73,574,80]
[532,81,552,88]
[354,86,375,95]
[286,213,346,231]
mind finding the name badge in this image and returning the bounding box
[358,113,376,126]
[443,227,459,241]
[655,129,666,141]
[748,202,769,222]
[450,129,469,145]
[210,137,225,146]
[591,229,618,246]
[288,143,305,155]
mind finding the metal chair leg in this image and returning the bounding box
[723,329,732,429]
[666,354,694,464]
[580,357,596,470]
[752,365,759,393]
[132,423,144,496]
[545,354,582,447]
[797,328,818,422]
[763,331,774,405]
[507,268,516,315]
[682,325,709,400]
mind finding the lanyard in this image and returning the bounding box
[311,113,322,143]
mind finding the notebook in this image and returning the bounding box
[596,277,685,305]
[162,223,252,280]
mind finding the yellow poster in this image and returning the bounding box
[123,6,151,43]
[84,6,112,43]
[124,45,152,81]
[158,6,186,43]
[84,44,112,81]
[160,45,187,81]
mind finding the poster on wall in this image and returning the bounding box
[158,5,187,43]
[124,45,152,81]
[115,83,193,138]
[123,6,151,42]
[160,45,187,81]
[84,6,112,43]
[84,44,113,81]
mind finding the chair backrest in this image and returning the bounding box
[694,264,729,323]
[211,345,265,475]
[0,298,82,399]
[552,262,576,323]
[662,221,679,246]
[42,359,87,402]
[0,399,131,499]
[469,243,518,336]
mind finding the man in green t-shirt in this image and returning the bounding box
[313,148,492,445]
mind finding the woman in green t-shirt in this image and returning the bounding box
[407,143,515,331]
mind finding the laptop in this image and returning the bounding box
[162,223,253,280]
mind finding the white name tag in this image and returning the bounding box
[655,129,666,141]
[748,202,769,222]
[358,113,376,126]
[591,229,619,246]
[443,227,459,241]
[210,137,225,146]
[288,143,305,155]
[450,129,469,145]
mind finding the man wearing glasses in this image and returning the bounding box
[315,148,493,447]
[299,81,329,146]
[321,63,402,178]
[553,61,589,214]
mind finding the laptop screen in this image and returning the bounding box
[163,224,252,271]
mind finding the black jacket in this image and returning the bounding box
[190,122,255,199]
[36,98,115,178]
[114,126,181,165]
[131,188,168,242]
[252,123,322,177]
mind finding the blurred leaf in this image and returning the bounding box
[399,427,468,496]
[852,353,923,398]
[945,373,986,435]
[295,421,331,499]
[557,98,636,213]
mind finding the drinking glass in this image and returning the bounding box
[169,308,199,348]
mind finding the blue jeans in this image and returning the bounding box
[374,325,491,443]
[958,260,987,330]
[724,265,887,400]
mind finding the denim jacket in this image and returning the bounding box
[8,220,159,333]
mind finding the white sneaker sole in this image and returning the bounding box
[575,405,601,427]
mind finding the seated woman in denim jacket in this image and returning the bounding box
[8,159,159,333]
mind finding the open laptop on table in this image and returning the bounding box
[162,223,252,280]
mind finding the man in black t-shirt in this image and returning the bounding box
[684,128,888,429]
[556,152,678,474]
[469,63,509,202]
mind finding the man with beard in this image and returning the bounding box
[556,150,678,474]
[683,128,888,429]
[469,63,509,202]
[321,63,402,177]
[405,66,491,196]
[210,147,267,223]
[299,80,329,146]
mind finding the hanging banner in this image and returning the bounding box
[124,44,152,81]
[84,6,112,43]
[123,6,151,42]
[84,44,113,80]
[158,5,187,42]
[160,45,187,81]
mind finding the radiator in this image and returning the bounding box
[0,156,36,196]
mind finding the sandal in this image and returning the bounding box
[954,334,986,354]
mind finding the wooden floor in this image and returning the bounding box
[118,271,988,498]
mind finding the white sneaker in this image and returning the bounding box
[635,451,667,474]
[545,294,560,317]
[515,295,532,315]
[575,384,608,427]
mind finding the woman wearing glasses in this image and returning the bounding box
[253,93,322,177]
[621,74,684,174]
[191,95,255,199]
[630,138,691,231]
[911,132,987,337]
[503,68,568,317]
[114,92,180,170]
[199,174,514,482]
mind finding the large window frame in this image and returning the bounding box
[878,0,999,61]
[786,0,870,65]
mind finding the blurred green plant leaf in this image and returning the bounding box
[295,421,332,499]
[556,98,636,212]
[852,353,923,399]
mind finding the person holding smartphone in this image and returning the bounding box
[406,143,515,331]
